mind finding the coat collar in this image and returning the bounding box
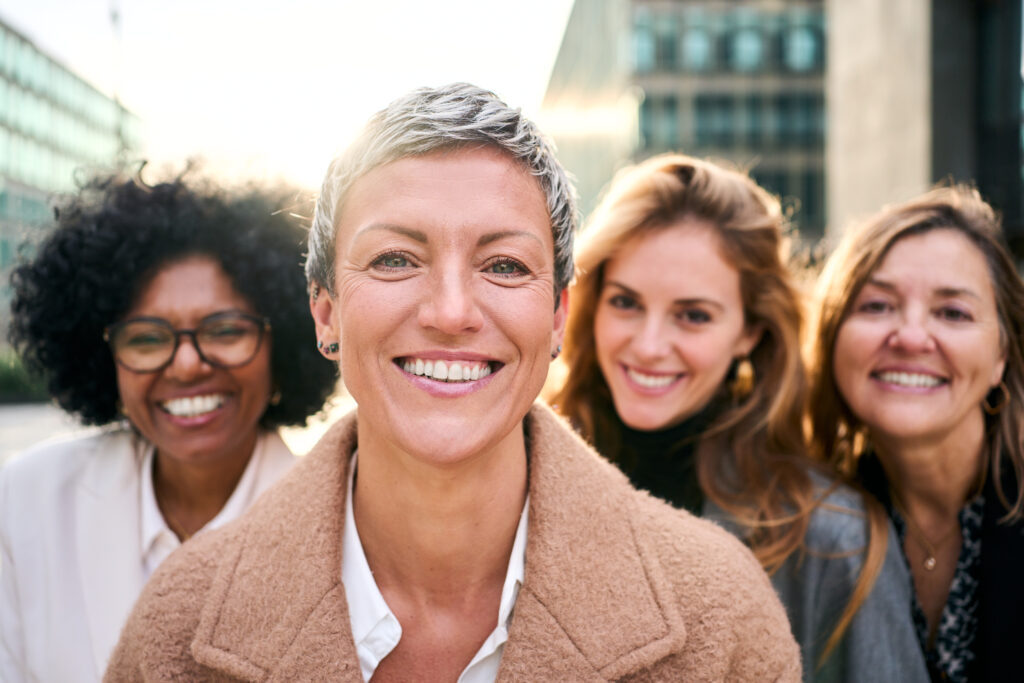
[191,404,687,681]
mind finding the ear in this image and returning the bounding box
[734,321,764,358]
[309,283,340,352]
[552,289,569,355]
[989,353,1007,389]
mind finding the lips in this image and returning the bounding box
[398,357,500,383]
[159,393,226,417]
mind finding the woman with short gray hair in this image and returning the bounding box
[106,83,800,682]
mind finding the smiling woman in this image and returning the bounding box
[808,185,1024,682]
[105,84,800,682]
[0,174,337,682]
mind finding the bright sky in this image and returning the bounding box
[0,0,576,189]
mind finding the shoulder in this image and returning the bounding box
[0,427,139,502]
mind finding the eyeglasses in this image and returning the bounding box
[103,312,271,373]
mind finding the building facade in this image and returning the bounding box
[541,0,826,238]
[0,16,142,331]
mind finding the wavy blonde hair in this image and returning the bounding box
[551,153,874,660]
[808,185,1024,520]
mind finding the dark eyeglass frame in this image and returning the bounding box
[103,311,271,374]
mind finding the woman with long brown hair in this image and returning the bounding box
[807,186,1024,682]
[552,153,926,681]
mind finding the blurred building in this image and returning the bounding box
[0,16,142,337]
[540,0,826,238]
[828,0,1023,251]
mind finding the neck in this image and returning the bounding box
[352,417,528,605]
[153,431,258,536]
[874,415,987,521]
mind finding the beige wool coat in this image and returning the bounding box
[105,403,800,682]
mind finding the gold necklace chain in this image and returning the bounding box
[890,491,960,571]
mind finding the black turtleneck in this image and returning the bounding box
[608,400,724,516]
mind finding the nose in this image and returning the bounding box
[631,314,670,361]
[417,267,484,336]
[164,334,212,381]
[888,308,936,353]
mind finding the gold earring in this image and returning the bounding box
[983,381,1010,415]
[731,357,754,400]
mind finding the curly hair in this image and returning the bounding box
[8,172,338,428]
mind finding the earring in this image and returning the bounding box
[319,341,339,356]
[269,388,282,406]
[983,381,1010,415]
[731,357,754,400]
[551,344,562,360]
[311,283,320,300]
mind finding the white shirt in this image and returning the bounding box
[342,453,528,683]
[139,434,272,577]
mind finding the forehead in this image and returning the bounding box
[129,255,250,318]
[604,221,741,298]
[335,146,551,252]
[871,229,995,296]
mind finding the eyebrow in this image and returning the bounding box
[476,230,544,247]
[865,277,981,300]
[353,223,428,243]
[605,280,725,310]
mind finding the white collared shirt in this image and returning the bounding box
[140,434,269,577]
[342,453,528,683]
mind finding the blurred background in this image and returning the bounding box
[0,0,1022,460]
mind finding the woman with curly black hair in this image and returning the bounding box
[0,172,337,682]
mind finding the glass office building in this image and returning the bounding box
[541,0,825,237]
[0,16,141,329]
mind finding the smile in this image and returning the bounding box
[872,371,946,388]
[398,357,497,383]
[160,394,226,417]
[625,366,682,389]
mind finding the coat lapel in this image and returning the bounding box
[190,416,362,681]
[498,405,688,681]
[75,431,148,678]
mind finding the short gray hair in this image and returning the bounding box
[307,83,577,295]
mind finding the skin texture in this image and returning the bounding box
[309,146,567,681]
[116,256,273,500]
[593,222,760,431]
[833,229,1005,453]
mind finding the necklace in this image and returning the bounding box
[160,503,196,541]
[891,492,960,571]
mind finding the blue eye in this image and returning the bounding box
[372,252,412,270]
[485,258,527,277]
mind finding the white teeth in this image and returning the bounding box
[432,361,448,381]
[401,358,493,383]
[877,371,943,388]
[627,368,678,389]
[161,394,225,417]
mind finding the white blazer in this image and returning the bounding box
[0,426,295,683]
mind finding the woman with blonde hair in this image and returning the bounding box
[553,153,926,681]
[808,185,1024,682]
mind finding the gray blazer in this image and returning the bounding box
[707,479,929,683]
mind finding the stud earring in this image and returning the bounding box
[551,344,562,360]
[269,388,282,406]
[311,283,320,301]
[318,341,339,356]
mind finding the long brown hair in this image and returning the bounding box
[808,185,1024,519]
[551,154,873,659]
